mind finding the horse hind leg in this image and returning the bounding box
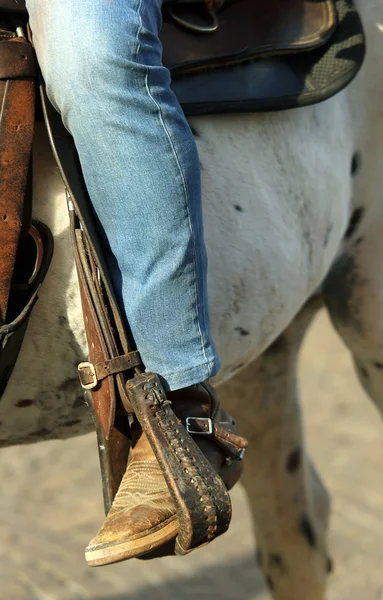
[323,208,383,416]
[220,295,330,600]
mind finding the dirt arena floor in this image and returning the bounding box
[1,310,383,600]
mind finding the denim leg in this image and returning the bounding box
[26,0,220,390]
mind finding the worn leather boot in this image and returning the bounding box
[85,381,247,566]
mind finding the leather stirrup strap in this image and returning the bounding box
[125,371,233,554]
[0,38,36,325]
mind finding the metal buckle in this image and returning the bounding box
[78,362,98,390]
[186,416,213,435]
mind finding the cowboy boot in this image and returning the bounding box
[85,379,247,566]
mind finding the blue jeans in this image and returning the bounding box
[26,0,220,390]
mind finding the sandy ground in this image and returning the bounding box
[1,310,382,600]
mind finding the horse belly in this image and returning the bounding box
[193,95,354,383]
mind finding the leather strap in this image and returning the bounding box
[78,351,141,389]
[0,41,35,79]
[0,38,36,326]
[186,416,247,461]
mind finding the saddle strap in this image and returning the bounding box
[0,37,36,326]
[125,371,234,554]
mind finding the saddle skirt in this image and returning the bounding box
[0,0,365,115]
[160,0,365,115]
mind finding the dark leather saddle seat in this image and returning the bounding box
[0,0,365,115]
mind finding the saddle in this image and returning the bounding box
[0,0,365,554]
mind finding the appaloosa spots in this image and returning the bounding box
[354,236,363,246]
[269,553,286,572]
[234,204,244,212]
[15,399,35,408]
[351,151,362,177]
[358,364,369,380]
[373,361,383,370]
[190,126,200,137]
[235,327,250,336]
[299,514,317,548]
[344,207,364,240]
[286,448,302,473]
[323,224,333,248]
[58,314,68,326]
[326,556,334,574]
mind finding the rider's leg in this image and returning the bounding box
[27,0,218,392]
[26,0,245,563]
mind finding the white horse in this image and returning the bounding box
[1,1,382,598]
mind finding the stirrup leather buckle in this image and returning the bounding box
[186,416,213,435]
[78,361,98,390]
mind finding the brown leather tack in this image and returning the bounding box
[0,77,35,325]
[0,40,36,80]
[73,226,118,440]
[78,351,141,389]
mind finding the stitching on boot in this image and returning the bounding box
[156,406,220,542]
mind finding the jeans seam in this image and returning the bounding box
[160,360,215,378]
[135,0,211,374]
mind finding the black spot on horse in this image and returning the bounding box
[326,556,334,574]
[265,575,274,591]
[344,207,364,240]
[234,205,244,212]
[323,224,333,248]
[269,553,286,571]
[373,361,383,370]
[235,327,250,336]
[354,236,363,246]
[298,514,317,548]
[286,448,302,473]
[351,151,362,177]
[358,364,369,380]
[190,126,200,137]
[65,419,81,427]
[15,399,35,408]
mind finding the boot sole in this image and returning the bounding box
[85,516,179,566]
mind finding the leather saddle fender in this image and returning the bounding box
[0,16,53,397]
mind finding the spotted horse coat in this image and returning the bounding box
[1,1,383,598]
